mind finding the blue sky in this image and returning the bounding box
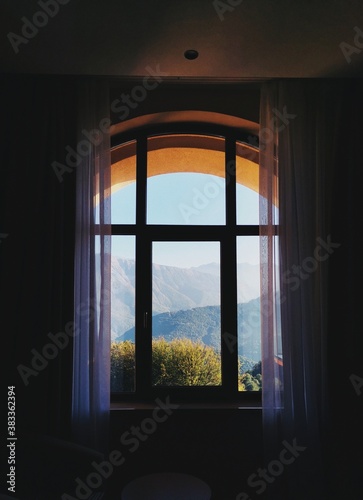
[111,173,260,267]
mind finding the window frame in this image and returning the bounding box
[110,122,261,405]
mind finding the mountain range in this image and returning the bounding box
[111,257,260,336]
[116,300,261,362]
[111,256,261,361]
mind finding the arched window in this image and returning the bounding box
[109,120,263,403]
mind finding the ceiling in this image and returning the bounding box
[1,0,363,78]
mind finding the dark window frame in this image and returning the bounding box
[110,122,261,405]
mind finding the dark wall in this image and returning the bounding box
[109,82,261,126]
[1,76,362,499]
[326,78,363,498]
[0,75,78,498]
[108,408,263,500]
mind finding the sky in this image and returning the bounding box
[111,172,261,267]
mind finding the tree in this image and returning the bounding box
[240,372,260,391]
[152,337,221,386]
[238,360,262,391]
[111,341,135,392]
[111,339,263,391]
[111,338,221,391]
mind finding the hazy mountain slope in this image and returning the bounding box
[116,299,261,361]
[110,256,260,344]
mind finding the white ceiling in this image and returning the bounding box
[1,0,363,78]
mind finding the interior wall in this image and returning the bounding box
[108,408,263,499]
[109,81,261,131]
[326,79,363,498]
[0,74,77,460]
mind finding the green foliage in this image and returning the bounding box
[238,360,262,391]
[152,337,221,386]
[111,338,221,391]
[111,341,135,392]
[240,373,260,391]
[111,339,261,392]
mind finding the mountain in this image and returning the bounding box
[110,257,137,340]
[192,261,260,302]
[116,299,261,362]
[110,256,260,347]
[152,263,221,312]
[110,256,221,339]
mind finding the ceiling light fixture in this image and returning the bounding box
[184,50,199,60]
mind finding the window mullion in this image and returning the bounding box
[136,136,147,226]
[226,137,237,227]
[221,138,238,396]
[135,136,152,398]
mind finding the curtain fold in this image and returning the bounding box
[260,80,342,499]
[72,79,111,453]
[259,81,282,465]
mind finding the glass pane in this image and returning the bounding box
[151,241,221,386]
[237,236,261,391]
[147,135,225,225]
[111,235,136,392]
[236,141,259,225]
[111,140,136,224]
[236,184,259,225]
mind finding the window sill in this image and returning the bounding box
[110,400,262,411]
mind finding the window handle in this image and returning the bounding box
[143,312,148,329]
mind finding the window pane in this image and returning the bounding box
[237,236,261,391]
[147,135,225,225]
[151,241,221,386]
[111,140,136,224]
[236,141,259,225]
[111,236,136,392]
[236,184,259,225]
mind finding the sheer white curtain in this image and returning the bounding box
[259,81,282,467]
[72,79,111,453]
[260,80,341,499]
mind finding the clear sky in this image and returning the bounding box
[111,173,261,267]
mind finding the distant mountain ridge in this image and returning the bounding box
[110,256,260,346]
[116,300,261,362]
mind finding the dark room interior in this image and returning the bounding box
[1,1,363,499]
